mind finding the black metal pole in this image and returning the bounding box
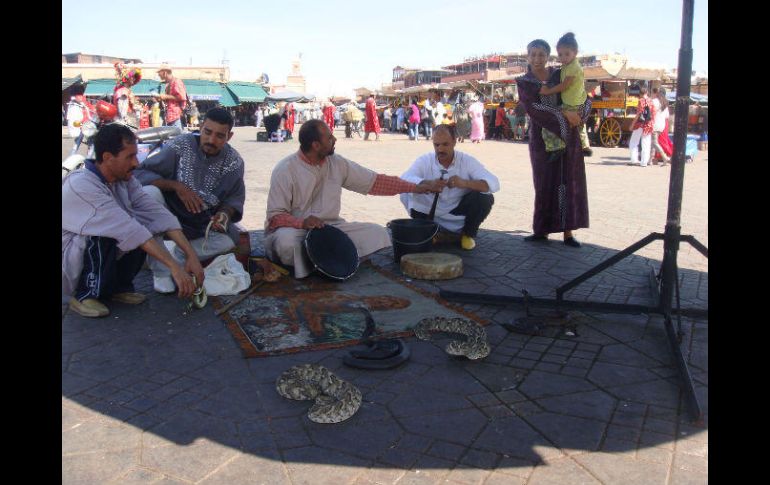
[660,0,694,314]
[658,0,702,423]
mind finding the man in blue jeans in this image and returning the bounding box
[152,64,187,130]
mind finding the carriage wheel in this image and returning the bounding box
[599,118,622,147]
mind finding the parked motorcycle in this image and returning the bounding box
[62,100,182,178]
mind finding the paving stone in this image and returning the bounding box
[495,389,528,404]
[639,430,676,450]
[143,410,239,449]
[560,366,588,378]
[427,440,466,461]
[462,363,527,392]
[525,412,607,452]
[306,418,402,460]
[389,385,473,417]
[643,416,678,436]
[466,392,502,408]
[237,419,278,452]
[409,364,488,395]
[352,467,407,485]
[635,446,674,466]
[547,346,572,357]
[608,379,682,409]
[444,465,492,484]
[268,416,312,449]
[398,408,488,443]
[282,447,369,484]
[517,370,596,400]
[460,448,500,469]
[105,467,168,484]
[62,449,137,485]
[88,400,140,422]
[525,457,602,485]
[394,433,433,453]
[481,405,515,419]
[574,452,669,484]
[509,358,537,369]
[472,416,560,462]
[399,454,454,483]
[535,390,616,422]
[198,448,288,485]
[142,439,239,482]
[587,361,660,388]
[668,466,708,485]
[534,362,562,373]
[62,419,140,455]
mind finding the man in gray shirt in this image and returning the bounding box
[62,124,205,318]
[134,108,246,294]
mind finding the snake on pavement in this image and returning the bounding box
[413,317,491,360]
[275,364,362,424]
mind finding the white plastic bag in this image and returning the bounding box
[203,253,250,296]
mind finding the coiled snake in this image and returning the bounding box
[413,317,491,360]
[275,364,362,424]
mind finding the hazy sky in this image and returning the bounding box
[62,0,708,98]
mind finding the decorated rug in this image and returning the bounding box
[213,261,485,358]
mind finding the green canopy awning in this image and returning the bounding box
[226,81,268,103]
[84,78,239,106]
[84,79,162,97]
[62,75,82,91]
[182,79,226,102]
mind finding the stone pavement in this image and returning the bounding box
[62,127,708,484]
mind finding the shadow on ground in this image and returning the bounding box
[62,229,708,483]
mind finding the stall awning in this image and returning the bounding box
[181,79,225,101]
[226,82,268,103]
[62,75,82,91]
[264,91,316,103]
[84,79,163,97]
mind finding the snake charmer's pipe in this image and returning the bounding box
[427,169,448,220]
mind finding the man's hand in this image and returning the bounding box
[184,256,205,290]
[417,179,447,193]
[302,216,325,230]
[210,211,229,232]
[539,86,553,96]
[174,183,205,214]
[170,265,196,299]
[446,175,467,190]
[563,110,581,128]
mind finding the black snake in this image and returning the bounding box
[413,317,491,360]
[275,364,362,424]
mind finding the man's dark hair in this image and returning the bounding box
[203,107,234,130]
[299,119,327,152]
[94,123,136,162]
[433,124,456,140]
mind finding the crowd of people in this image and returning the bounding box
[63,31,686,318]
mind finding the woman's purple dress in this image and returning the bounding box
[517,67,591,235]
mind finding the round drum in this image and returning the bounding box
[400,252,463,280]
[304,225,359,280]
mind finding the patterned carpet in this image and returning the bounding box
[214,262,484,357]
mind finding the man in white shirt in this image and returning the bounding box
[400,124,500,250]
[432,93,446,127]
